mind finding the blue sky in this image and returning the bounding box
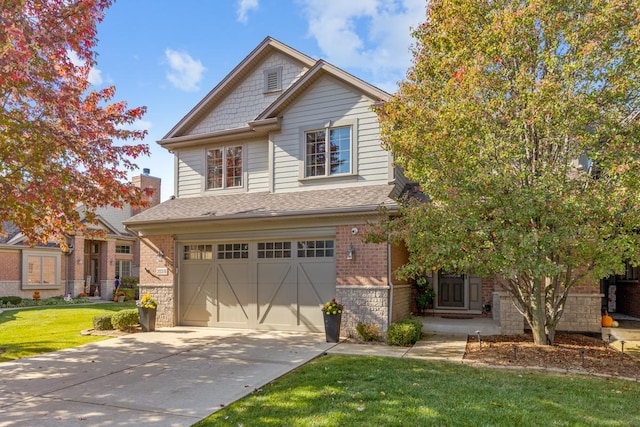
[92,0,426,201]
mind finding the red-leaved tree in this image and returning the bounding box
[0,0,150,248]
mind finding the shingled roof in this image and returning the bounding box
[124,184,398,227]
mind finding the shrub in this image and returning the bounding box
[93,314,114,330]
[386,317,423,346]
[121,288,135,301]
[0,296,23,305]
[355,322,381,342]
[111,309,139,331]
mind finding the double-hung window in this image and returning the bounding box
[305,125,351,177]
[207,146,243,189]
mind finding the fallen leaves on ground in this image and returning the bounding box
[464,332,640,379]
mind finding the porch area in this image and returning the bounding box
[420,315,501,336]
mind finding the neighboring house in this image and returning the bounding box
[124,37,621,336]
[0,171,161,300]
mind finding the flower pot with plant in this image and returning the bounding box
[113,290,125,303]
[136,293,158,332]
[321,298,343,343]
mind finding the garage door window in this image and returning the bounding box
[184,245,213,260]
[297,240,334,258]
[217,243,249,259]
[257,242,292,258]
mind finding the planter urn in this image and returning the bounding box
[323,313,342,343]
[138,307,157,332]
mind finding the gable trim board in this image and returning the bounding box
[163,37,316,141]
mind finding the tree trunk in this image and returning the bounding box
[529,304,549,345]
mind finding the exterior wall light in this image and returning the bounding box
[156,250,165,262]
[347,245,355,260]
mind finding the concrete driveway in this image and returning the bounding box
[0,327,334,427]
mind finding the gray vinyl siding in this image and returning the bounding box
[188,53,308,136]
[176,148,203,198]
[247,139,269,192]
[272,75,390,192]
[175,140,269,198]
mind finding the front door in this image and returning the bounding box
[438,272,465,308]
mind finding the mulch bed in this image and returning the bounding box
[464,332,640,379]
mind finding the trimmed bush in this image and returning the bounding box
[0,296,23,305]
[355,322,381,342]
[121,288,135,301]
[111,309,139,331]
[93,314,114,331]
[386,317,423,346]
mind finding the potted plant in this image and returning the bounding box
[321,298,343,343]
[136,293,158,332]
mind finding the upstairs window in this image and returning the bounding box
[305,125,351,177]
[207,146,243,189]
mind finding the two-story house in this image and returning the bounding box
[123,37,417,334]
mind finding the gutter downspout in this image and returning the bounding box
[387,236,394,328]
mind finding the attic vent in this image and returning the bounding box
[264,67,282,93]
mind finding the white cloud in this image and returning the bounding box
[298,0,425,91]
[67,50,104,86]
[237,0,259,23]
[164,49,206,92]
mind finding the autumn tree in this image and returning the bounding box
[0,0,149,247]
[377,0,640,345]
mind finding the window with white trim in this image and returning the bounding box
[115,260,132,278]
[22,251,60,289]
[116,245,131,254]
[305,126,351,177]
[207,146,243,189]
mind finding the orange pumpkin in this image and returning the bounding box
[601,314,614,327]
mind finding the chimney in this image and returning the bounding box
[132,170,162,214]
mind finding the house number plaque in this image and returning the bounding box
[156,267,168,276]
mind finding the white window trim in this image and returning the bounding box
[204,144,246,192]
[22,250,61,290]
[299,119,357,181]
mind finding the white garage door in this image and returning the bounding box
[179,239,336,331]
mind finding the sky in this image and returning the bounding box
[93,0,427,201]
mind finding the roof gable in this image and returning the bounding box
[257,60,390,120]
[161,37,316,141]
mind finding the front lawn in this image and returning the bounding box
[195,355,640,427]
[0,303,135,362]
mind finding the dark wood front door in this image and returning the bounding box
[438,272,465,308]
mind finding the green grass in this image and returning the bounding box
[194,355,640,427]
[0,303,135,362]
